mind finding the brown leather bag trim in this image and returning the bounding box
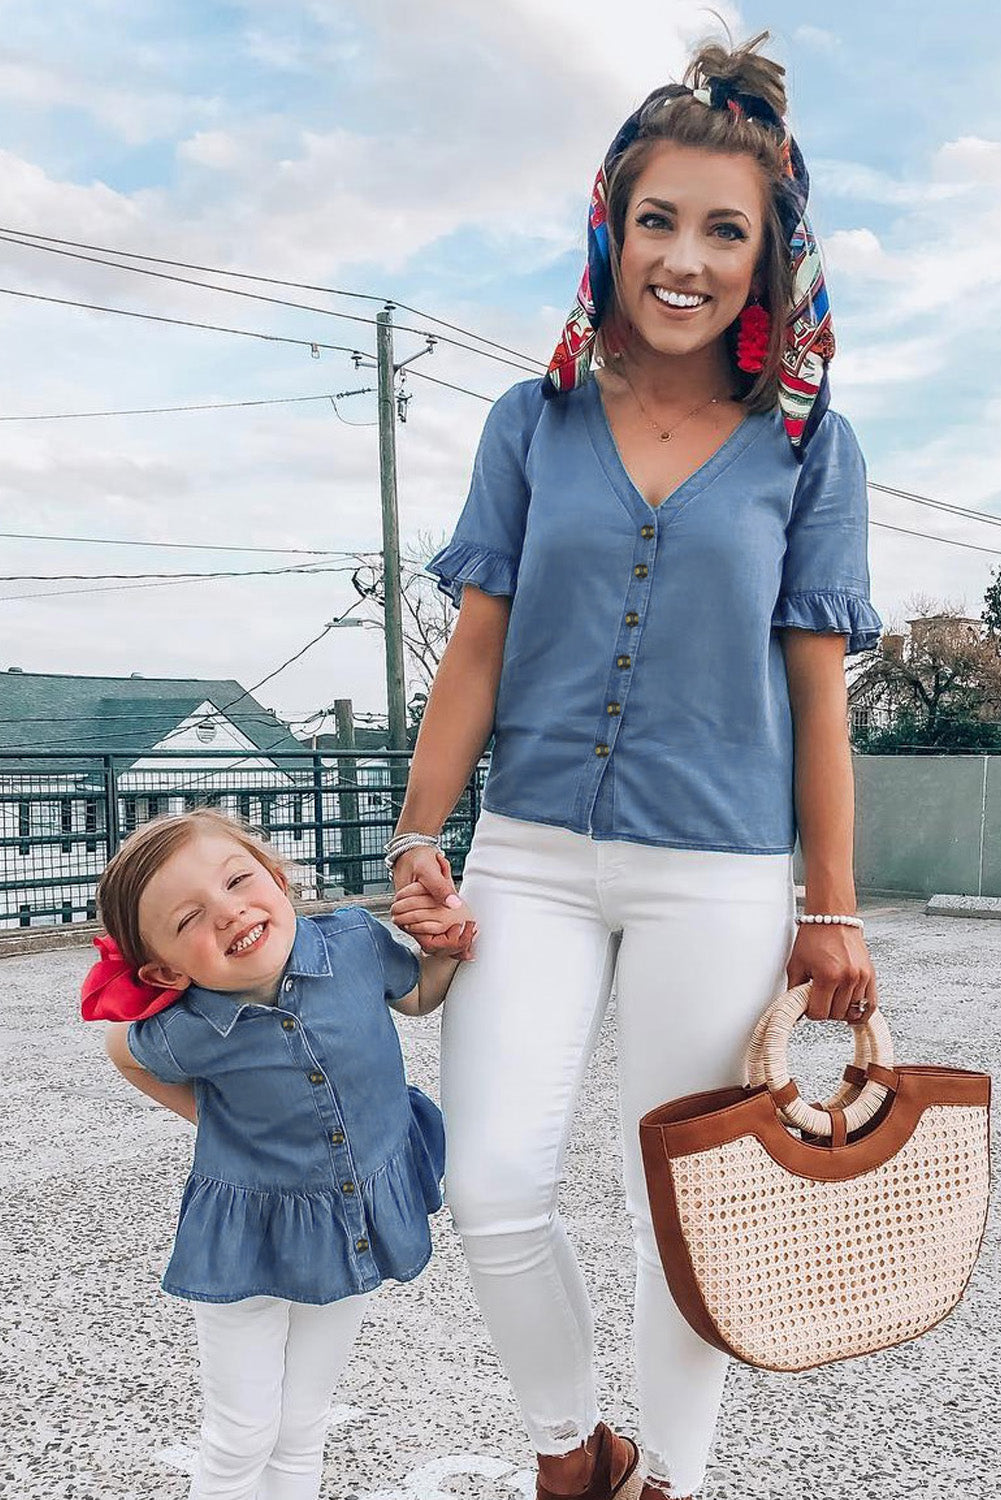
[843,1064,867,1088]
[865,1062,900,1089]
[640,1068,990,1182]
[769,1079,800,1109]
[830,1108,847,1148]
[639,1127,733,1357]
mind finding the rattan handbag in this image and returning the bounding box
[639,984,991,1372]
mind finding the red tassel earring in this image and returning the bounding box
[736,300,771,373]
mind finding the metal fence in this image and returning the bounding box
[0,749,488,928]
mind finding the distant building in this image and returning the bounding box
[0,669,317,926]
[846,615,986,739]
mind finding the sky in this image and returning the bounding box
[2,0,1001,732]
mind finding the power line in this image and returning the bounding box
[869,481,1001,531]
[0,530,371,556]
[0,231,541,375]
[405,368,494,403]
[0,285,372,357]
[870,520,1001,557]
[329,396,378,428]
[0,560,353,582]
[0,390,375,421]
[0,286,524,406]
[0,224,546,369]
[0,375,492,421]
[0,561,366,604]
[158,599,371,773]
[0,710,329,728]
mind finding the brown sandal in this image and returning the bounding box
[536,1423,643,1500]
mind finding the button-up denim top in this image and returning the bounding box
[128,909,444,1305]
[429,378,882,855]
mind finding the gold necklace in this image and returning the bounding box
[619,366,728,442]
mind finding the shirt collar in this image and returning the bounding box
[184,917,331,1036]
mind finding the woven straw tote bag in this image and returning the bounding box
[639,984,991,1372]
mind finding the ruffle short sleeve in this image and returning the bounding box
[427,379,544,606]
[772,411,883,655]
[357,908,420,1003]
[128,1013,191,1085]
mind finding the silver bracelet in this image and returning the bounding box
[795,913,865,933]
[383,832,442,871]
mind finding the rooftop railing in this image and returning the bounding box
[0,749,487,928]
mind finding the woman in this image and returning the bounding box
[388,32,882,1500]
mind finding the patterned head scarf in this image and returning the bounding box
[543,79,834,457]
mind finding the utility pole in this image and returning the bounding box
[376,305,408,756]
[334,697,363,895]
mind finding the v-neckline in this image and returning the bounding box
[584,376,761,519]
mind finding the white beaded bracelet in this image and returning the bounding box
[383,832,442,871]
[795,913,865,932]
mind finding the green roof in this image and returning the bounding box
[0,670,305,767]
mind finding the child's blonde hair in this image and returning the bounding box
[97,808,287,968]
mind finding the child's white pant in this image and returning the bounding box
[441,811,795,1498]
[189,1291,371,1500]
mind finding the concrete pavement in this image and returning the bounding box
[1,899,997,1500]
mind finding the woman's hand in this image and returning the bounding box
[786,922,877,1023]
[392,845,457,903]
[390,846,477,960]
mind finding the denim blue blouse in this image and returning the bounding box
[128,909,444,1305]
[429,377,882,855]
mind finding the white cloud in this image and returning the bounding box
[835,334,948,388]
[0,46,214,145]
[812,158,962,206]
[932,135,1001,184]
[824,227,893,278]
[794,25,841,53]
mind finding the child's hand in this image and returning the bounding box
[392,881,473,935]
[392,882,478,960]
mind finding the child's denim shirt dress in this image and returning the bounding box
[128,908,444,1305]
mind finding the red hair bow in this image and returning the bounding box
[80,933,181,1023]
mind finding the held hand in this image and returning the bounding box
[787,922,878,1023]
[390,847,477,959]
[392,883,478,960]
[392,882,476,937]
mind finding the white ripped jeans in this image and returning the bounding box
[441,811,795,1498]
[189,1292,371,1500]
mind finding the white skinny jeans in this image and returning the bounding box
[189,1292,371,1500]
[441,812,795,1498]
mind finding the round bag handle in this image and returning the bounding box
[754,983,894,1139]
[745,990,872,1111]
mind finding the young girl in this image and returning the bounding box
[81,808,472,1500]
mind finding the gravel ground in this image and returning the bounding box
[0,899,997,1500]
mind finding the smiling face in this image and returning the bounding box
[136,829,297,998]
[614,140,767,364]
